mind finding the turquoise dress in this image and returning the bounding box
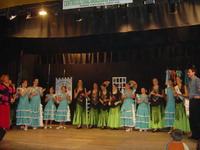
[55,92,70,122]
[30,87,43,127]
[121,90,136,127]
[164,88,175,127]
[135,95,150,130]
[43,94,56,120]
[16,88,31,125]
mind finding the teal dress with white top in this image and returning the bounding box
[43,94,56,120]
[164,88,175,127]
[55,92,70,122]
[121,89,136,127]
[16,88,31,125]
[30,87,43,127]
[135,94,150,130]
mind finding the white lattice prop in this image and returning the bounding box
[55,77,73,100]
[112,77,127,91]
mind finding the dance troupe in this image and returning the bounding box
[0,68,200,140]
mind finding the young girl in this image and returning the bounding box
[165,80,176,134]
[43,87,56,129]
[135,88,150,132]
[98,81,110,129]
[121,81,136,132]
[29,78,46,129]
[55,86,71,129]
[16,80,31,130]
[73,80,87,129]
[107,84,122,129]
[88,83,99,129]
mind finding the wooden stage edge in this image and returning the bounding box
[0,125,198,150]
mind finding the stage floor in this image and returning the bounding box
[0,126,197,150]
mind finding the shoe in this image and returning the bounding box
[44,126,47,129]
[63,126,66,129]
[20,126,24,130]
[126,128,131,132]
[101,126,106,130]
[33,127,37,130]
[56,126,62,130]
[152,129,158,133]
[77,126,82,129]
[139,129,142,132]
[168,131,172,134]
[49,126,52,129]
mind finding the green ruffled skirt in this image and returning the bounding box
[174,102,190,132]
[72,103,87,125]
[88,107,99,126]
[98,109,109,127]
[107,106,121,128]
[149,105,164,129]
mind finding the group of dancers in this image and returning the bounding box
[0,74,192,134]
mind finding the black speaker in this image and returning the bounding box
[0,127,7,141]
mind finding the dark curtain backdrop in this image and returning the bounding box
[1,1,200,38]
[20,43,200,91]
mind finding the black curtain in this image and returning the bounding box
[21,43,200,91]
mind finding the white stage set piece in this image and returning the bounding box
[112,77,127,91]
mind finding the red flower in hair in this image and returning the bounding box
[112,97,116,100]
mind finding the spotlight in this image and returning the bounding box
[9,15,17,20]
[39,10,47,16]
[26,11,32,19]
[75,9,83,22]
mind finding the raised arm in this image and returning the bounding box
[67,94,72,104]
[19,88,28,97]
[74,89,79,99]
[44,95,50,103]
[155,89,164,98]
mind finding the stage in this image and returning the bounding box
[0,126,197,150]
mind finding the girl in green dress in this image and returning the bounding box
[98,82,110,129]
[149,78,165,132]
[174,77,191,134]
[72,80,87,129]
[108,84,122,129]
[88,83,99,129]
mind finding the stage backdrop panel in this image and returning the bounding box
[55,77,73,100]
